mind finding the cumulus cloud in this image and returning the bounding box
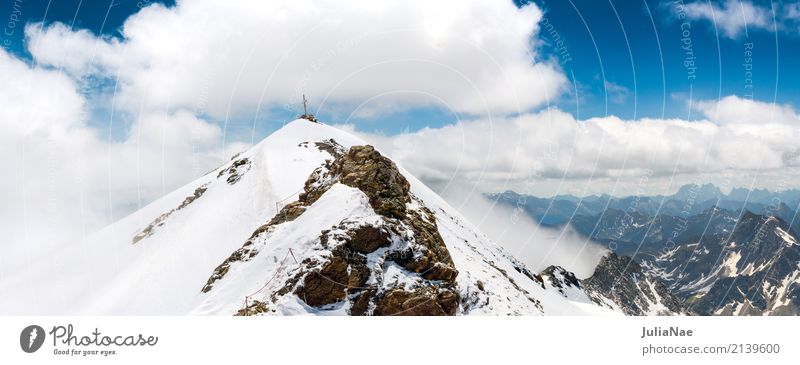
[682,0,772,38]
[342,95,800,195]
[604,81,630,104]
[0,49,245,274]
[25,0,565,118]
[677,0,800,39]
[26,23,122,77]
[695,95,800,125]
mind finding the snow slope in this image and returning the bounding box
[1,119,620,315]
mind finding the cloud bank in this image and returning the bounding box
[344,95,800,195]
[26,0,565,117]
[678,0,800,39]
[682,0,772,38]
[0,49,244,273]
[438,184,608,278]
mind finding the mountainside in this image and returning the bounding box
[3,119,678,316]
[542,253,691,316]
[643,212,800,315]
[493,186,800,316]
[583,253,691,315]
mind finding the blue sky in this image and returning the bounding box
[2,0,173,57]
[1,0,797,134]
[527,0,797,120]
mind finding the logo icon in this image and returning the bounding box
[20,325,45,353]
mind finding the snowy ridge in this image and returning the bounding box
[3,119,629,315]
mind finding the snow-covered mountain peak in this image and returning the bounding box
[2,118,670,316]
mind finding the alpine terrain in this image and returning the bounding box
[494,188,800,316]
[1,119,684,316]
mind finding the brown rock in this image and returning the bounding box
[296,246,371,308]
[295,256,349,307]
[268,201,306,226]
[347,225,391,254]
[373,288,459,316]
[349,289,375,316]
[332,145,411,219]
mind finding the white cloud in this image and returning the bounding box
[683,0,771,38]
[695,95,800,125]
[342,95,800,196]
[604,81,630,104]
[26,22,122,77]
[0,49,245,271]
[437,183,607,278]
[25,0,565,118]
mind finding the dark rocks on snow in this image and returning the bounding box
[132,184,209,244]
[267,201,307,226]
[328,145,411,219]
[202,245,254,293]
[217,157,251,185]
[235,300,269,316]
[347,225,391,254]
[211,143,462,316]
[314,139,344,158]
[294,145,460,314]
[299,114,319,123]
[541,265,581,293]
[295,245,370,307]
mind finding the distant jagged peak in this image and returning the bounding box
[671,183,723,203]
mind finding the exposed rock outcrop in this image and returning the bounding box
[132,184,209,244]
[217,157,251,185]
[582,253,690,315]
[207,143,461,315]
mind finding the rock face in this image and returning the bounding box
[581,253,690,315]
[295,245,368,307]
[217,143,461,316]
[291,145,459,315]
[537,254,689,316]
[302,145,411,219]
[372,288,459,316]
[541,265,580,295]
[642,211,800,315]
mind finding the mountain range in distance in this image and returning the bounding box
[492,185,800,315]
[491,183,800,229]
